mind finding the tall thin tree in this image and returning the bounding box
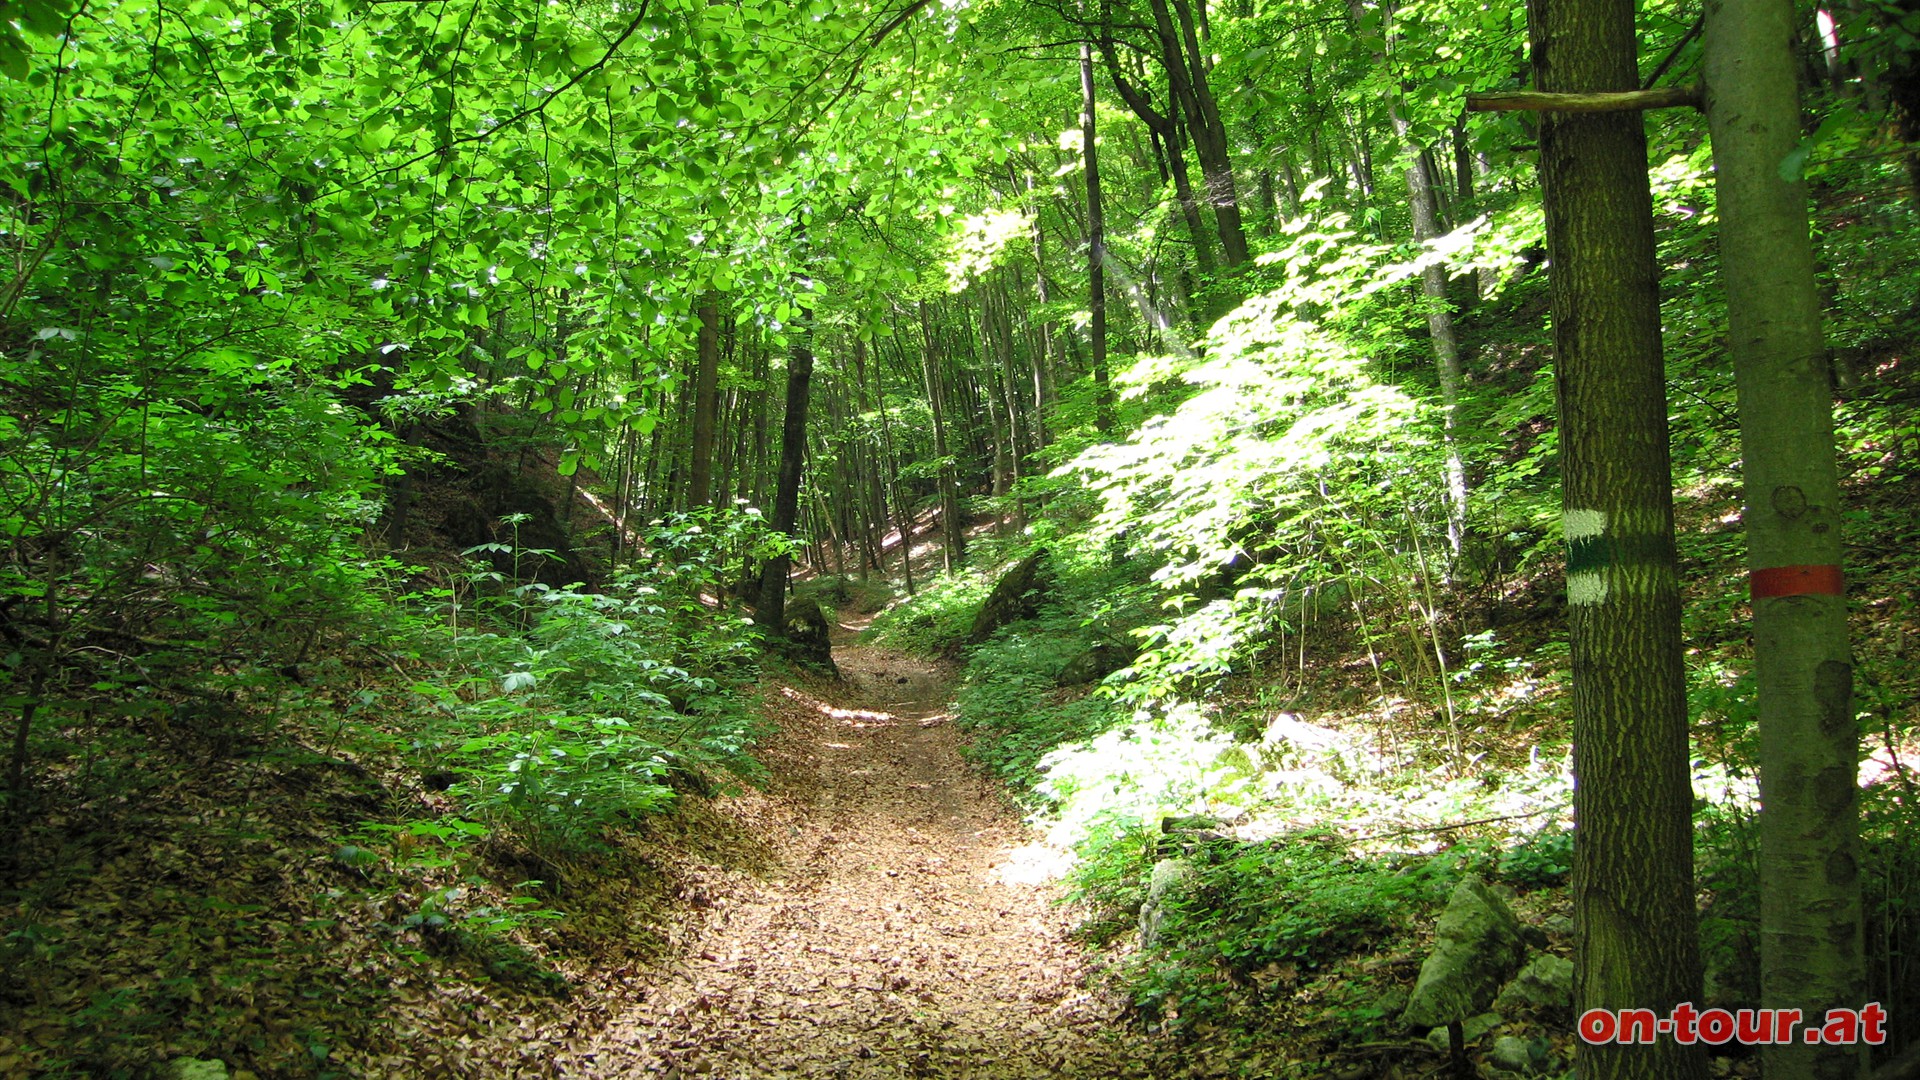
[1704,1,1868,1076]
[1528,0,1710,1074]
[1081,41,1116,434]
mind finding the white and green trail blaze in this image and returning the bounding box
[1565,509,1610,605]
[1564,509,1677,605]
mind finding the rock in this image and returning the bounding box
[1138,857,1196,950]
[167,1061,230,1080]
[782,596,838,676]
[1495,954,1574,1014]
[1401,876,1529,1030]
[1541,913,1573,937]
[966,548,1051,645]
[1056,639,1135,686]
[1421,1011,1504,1054]
[1488,1034,1552,1074]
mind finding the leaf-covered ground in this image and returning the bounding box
[553,636,1162,1079]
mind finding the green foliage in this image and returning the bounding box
[448,715,676,851]
[1496,828,1574,889]
[1079,833,1451,1031]
[956,617,1129,788]
[409,513,772,853]
[1062,202,1488,718]
[863,565,997,654]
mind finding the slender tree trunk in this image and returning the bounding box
[1026,196,1057,447]
[1082,42,1115,434]
[1153,0,1250,268]
[851,337,888,573]
[758,293,815,638]
[1704,3,1868,1076]
[689,291,722,510]
[873,332,916,595]
[1102,47,1218,281]
[918,301,966,570]
[1530,0,1710,1073]
[1394,110,1469,563]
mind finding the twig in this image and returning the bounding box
[1342,804,1570,844]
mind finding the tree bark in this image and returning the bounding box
[1393,109,1469,563]
[918,301,966,570]
[1530,0,1710,1074]
[689,291,722,510]
[1102,45,1218,280]
[1141,0,1249,270]
[1026,193,1057,447]
[757,292,815,639]
[1704,1,1868,1076]
[1081,42,1116,434]
[873,331,915,595]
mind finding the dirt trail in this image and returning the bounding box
[569,630,1152,1079]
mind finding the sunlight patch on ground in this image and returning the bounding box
[992,842,1075,885]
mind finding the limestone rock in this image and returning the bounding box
[1421,1011,1504,1054]
[966,548,1051,646]
[1494,953,1574,1014]
[1401,876,1529,1030]
[782,596,839,676]
[1488,1034,1552,1075]
[1138,857,1196,950]
[167,1060,230,1080]
[1056,638,1135,686]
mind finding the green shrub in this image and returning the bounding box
[954,617,1129,789]
[1497,828,1573,888]
[1081,834,1451,1031]
[863,564,996,654]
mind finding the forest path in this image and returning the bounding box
[569,622,1154,1079]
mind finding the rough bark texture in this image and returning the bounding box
[1529,0,1710,1075]
[1704,1,1867,1076]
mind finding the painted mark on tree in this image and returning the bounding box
[1565,509,1609,605]
[1565,509,1676,604]
[1749,564,1844,600]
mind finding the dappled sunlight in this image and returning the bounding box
[777,683,951,728]
[993,841,1076,885]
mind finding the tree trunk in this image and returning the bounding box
[1027,194,1057,447]
[1704,2,1868,1076]
[1102,46,1218,280]
[1155,0,1250,268]
[1530,0,1710,1073]
[918,301,966,570]
[757,294,815,639]
[1081,42,1115,434]
[1394,110,1469,564]
[873,331,915,595]
[689,291,722,510]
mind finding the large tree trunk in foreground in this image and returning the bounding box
[1529,0,1710,1076]
[1704,2,1868,1077]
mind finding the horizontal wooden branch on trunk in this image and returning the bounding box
[1465,83,1701,114]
